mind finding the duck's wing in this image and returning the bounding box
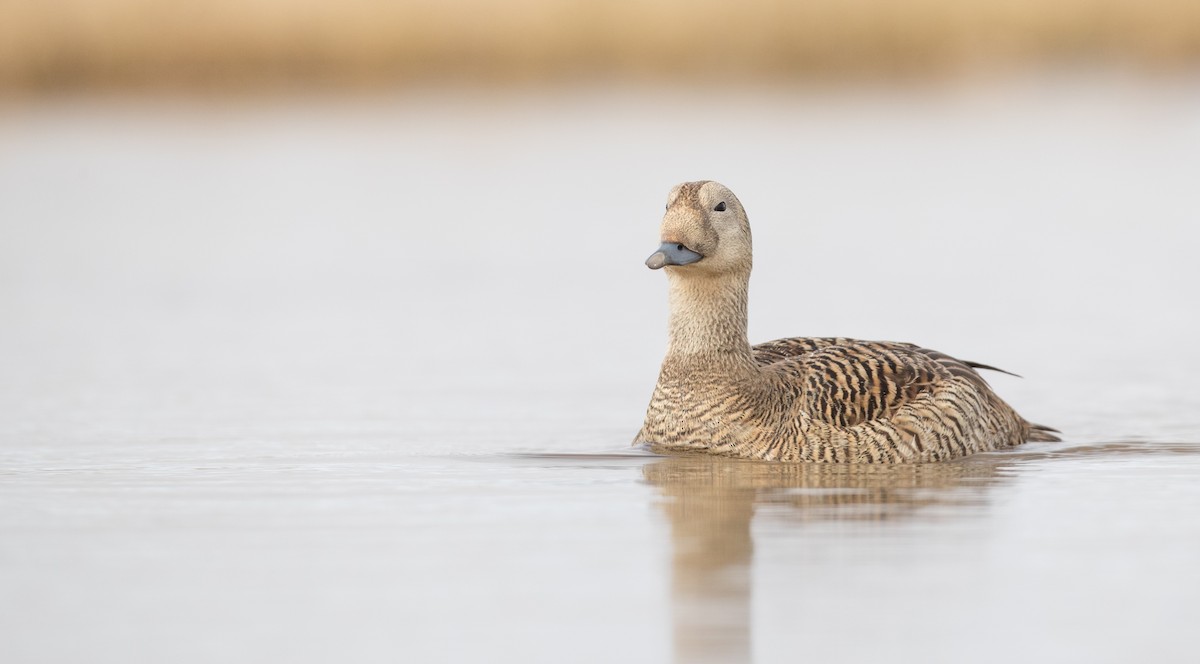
[758,339,962,428]
[751,336,850,365]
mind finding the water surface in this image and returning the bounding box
[2,76,1199,662]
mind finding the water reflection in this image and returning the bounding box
[643,456,1009,662]
[642,442,1199,663]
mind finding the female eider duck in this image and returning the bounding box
[636,180,1058,462]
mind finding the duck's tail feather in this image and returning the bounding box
[1028,422,1062,442]
[964,360,1022,378]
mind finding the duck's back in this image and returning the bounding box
[749,337,1058,461]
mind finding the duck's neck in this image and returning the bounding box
[665,270,755,369]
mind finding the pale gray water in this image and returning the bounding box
[2,75,1200,663]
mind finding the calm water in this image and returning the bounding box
[2,75,1199,662]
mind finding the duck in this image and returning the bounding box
[635,180,1058,462]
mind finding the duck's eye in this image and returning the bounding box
[714,202,727,212]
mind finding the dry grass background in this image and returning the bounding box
[1,0,1199,90]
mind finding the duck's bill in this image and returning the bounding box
[645,242,703,269]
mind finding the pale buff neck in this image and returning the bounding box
[664,269,756,370]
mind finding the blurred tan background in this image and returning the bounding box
[3,0,1199,91]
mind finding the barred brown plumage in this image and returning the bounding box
[636,181,1059,462]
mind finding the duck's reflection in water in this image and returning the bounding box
[643,442,1200,663]
[643,454,1012,663]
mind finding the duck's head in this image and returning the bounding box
[645,180,751,275]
